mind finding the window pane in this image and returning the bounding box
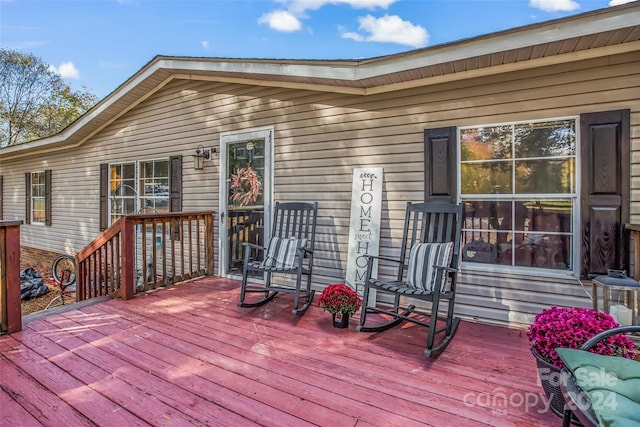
[142,180,154,197]
[31,184,43,198]
[122,163,135,180]
[460,125,512,161]
[515,233,571,270]
[522,200,572,233]
[461,162,512,194]
[32,197,45,223]
[154,160,169,178]
[155,178,169,195]
[462,201,513,264]
[463,200,512,232]
[515,120,576,158]
[123,198,135,214]
[140,161,153,178]
[32,209,45,223]
[515,159,575,194]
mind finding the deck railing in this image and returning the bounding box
[76,211,214,301]
[1,220,23,335]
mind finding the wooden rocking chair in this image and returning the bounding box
[357,201,463,358]
[238,201,318,314]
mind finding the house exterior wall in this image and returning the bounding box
[2,50,638,328]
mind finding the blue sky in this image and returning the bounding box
[0,0,634,99]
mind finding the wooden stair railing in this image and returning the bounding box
[76,211,214,301]
[1,220,23,335]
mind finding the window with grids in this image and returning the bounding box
[109,160,169,223]
[459,118,577,271]
[30,171,46,223]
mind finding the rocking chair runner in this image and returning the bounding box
[238,201,318,314]
[357,201,463,358]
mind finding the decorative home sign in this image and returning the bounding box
[345,168,383,298]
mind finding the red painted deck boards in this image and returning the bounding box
[1,277,558,426]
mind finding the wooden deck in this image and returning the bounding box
[1,277,558,426]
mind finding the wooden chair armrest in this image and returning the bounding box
[434,265,457,273]
[242,242,265,251]
[364,254,403,264]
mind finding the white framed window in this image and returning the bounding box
[459,117,577,272]
[109,159,169,223]
[139,160,170,214]
[30,171,46,224]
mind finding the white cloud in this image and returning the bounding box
[282,0,396,15]
[262,0,396,32]
[48,61,80,79]
[341,14,428,48]
[529,0,580,12]
[608,0,635,5]
[202,40,210,48]
[258,10,302,32]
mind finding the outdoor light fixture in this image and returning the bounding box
[193,145,211,170]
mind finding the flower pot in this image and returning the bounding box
[332,312,350,328]
[531,349,584,426]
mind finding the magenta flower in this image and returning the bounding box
[527,306,635,368]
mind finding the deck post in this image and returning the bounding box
[120,217,135,300]
[1,220,23,334]
[205,213,214,276]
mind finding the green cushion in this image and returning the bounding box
[557,348,640,426]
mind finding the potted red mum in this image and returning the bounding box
[318,284,362,328]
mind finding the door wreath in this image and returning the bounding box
[230,166,261,206]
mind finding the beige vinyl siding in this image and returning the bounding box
[2,50,638,328]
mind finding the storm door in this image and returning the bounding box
[219,127,273,278]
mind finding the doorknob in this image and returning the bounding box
[220,211,225,223]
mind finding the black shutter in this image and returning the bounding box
[580,109,630,279]
[100,163,108,230]
[45,169,52,226]
[25,173,31,224]
[424,126,457,202]
[169,155,182,212]
[169,155,183,241]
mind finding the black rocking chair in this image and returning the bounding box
[357,201,463,358]
[238,201,318,314]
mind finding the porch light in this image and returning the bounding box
[193,145,211,170]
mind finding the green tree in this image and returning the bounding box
[0,49,97,147]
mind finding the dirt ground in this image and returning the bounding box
[19,262,75,316]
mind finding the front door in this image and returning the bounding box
[220,126,273,278]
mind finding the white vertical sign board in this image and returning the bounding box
[345,168,383,297]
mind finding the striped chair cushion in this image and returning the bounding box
[263,237,307,270]
[406,242,454,292]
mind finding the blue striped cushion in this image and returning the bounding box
[263,237,307,270]
[406,242,454,292]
